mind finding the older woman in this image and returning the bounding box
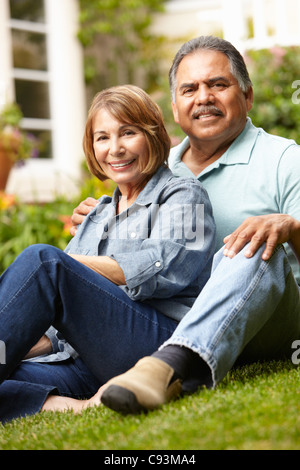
[0,85,215,422]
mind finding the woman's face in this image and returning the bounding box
[92,108,149,193]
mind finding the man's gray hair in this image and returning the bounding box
[169,36,253,101]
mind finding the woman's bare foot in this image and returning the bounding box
[41,395,91,413]
[41,385,107,414]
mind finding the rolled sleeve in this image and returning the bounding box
[112,249,164,290]
[45,326,60,353]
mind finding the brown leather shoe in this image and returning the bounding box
[101,357,182,414]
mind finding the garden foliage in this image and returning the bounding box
[247,46,300,142]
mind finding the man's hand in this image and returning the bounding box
[70,197,98,236]
[223,214,300,261]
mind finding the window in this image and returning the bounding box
[9,0,52,158]
[9,0,45,22]
[1,0,86,201]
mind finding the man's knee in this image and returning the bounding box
[211,242,266,273]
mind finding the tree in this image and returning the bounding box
[78,0,167,103]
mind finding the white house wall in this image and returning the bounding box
[153,0,300,52]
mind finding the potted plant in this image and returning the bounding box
[0,102,39,191]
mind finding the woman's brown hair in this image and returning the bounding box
[83,85,171,181]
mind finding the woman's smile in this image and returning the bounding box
[109,158,136,170]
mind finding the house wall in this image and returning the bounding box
[152,0,300,54]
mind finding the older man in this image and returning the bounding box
[73,36,300,414]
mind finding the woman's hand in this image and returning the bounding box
[70,197,98,236]
[223,214,300,261]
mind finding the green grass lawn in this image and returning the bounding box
[0,359,299,450]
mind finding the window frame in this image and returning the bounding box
[0,0,86,201]
[9,5,53,159]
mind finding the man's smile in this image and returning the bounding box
[192,106,224,120]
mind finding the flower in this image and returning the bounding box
[0,102,39,162]
[0,191,18,210]
[58,214,73,236]
[270,46,287,66]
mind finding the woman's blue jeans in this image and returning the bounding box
[163,244,300,387]
[0,244,177,422]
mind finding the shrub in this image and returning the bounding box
[0,175,116,274]
[247,46,300,142]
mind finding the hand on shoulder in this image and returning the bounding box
[70,197,98,236]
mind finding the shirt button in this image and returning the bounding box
[130,232,136,238]
[155,261,161,268]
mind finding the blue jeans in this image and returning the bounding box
[162,244,300,387]
[0,244,177,422]
[0,357,100,423]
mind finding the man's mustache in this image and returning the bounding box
[192,106,224,119]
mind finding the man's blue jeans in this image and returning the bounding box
[163,244,300,387]
[0,244,177,422]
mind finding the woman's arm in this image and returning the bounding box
[68,254,126,285]
[24,335,52,359]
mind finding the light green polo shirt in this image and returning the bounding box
[169,118,300,284]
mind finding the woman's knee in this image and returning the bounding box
[15,244,64,269]
[22,244,62,260]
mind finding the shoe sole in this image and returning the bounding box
[101,385,147,415]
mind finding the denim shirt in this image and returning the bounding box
[66,166,215,316]
[30,166,215,363]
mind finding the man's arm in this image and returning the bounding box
[70,197,98,236]
[289,221,300,265]
[223,213,300,263]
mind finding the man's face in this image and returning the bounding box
[171,50,253,150]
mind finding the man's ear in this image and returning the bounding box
[245,86,254,112]
[171,101,180,124]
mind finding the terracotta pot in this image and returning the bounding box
[0,147,14,191]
